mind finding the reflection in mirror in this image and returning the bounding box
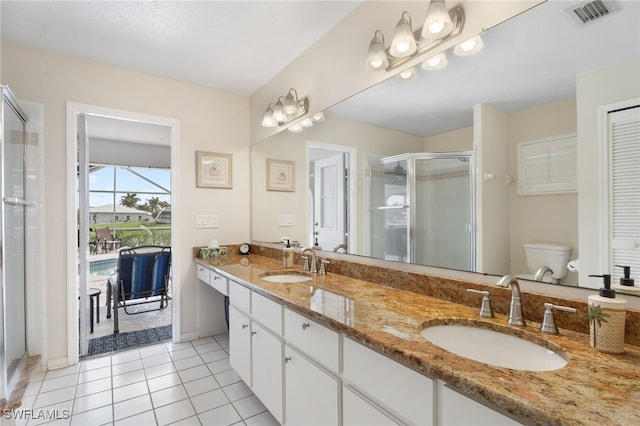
[251,0,640,291]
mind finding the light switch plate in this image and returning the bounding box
[278,214,296,227]
[195,214,219,228]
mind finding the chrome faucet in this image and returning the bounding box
[332,243,347,253]
[534,265,553,282]
[301,247,317,273]
[496,275,526,326]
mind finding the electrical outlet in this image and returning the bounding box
[195,214,219,228]
[278,214,296,227]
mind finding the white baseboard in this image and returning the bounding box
[47,357,72,370]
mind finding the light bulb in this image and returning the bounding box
[283,91,298,115]
[421,52,448,71]
[395,67,417,82]
[301,118,313,127]
[365,30,389,71]
[389,12,417,58]
[262,105,277,127]
[288,124,303,133]
[272,100,286,123]
[454,35,484,56]
[422,0,454,39]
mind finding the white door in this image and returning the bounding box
[313,153,345,251]
[77,113,90,356]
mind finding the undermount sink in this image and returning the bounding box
[260,272,312,283]
[420,323,567,371]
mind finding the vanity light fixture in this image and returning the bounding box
[364,1,464,73]
[454,34,484,56]
[261,88,310,128]
[421,51,448,70]
[422,0,454,39]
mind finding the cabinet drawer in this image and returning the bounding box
[209,269,228,295]
[252,292,282,336]
[284,308,339,372]
[229,280,251,314]
[196,265,209,283]
[343,337,434,425]
[343,386,400,426]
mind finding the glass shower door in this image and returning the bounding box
[413,154,474,270]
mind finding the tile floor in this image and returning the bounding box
[12,333,279,426]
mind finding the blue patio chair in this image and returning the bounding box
[106,245,171,334]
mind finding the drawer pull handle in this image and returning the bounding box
[213,276,221,280]
[242,324,248,329]
[284,356,292,363]
[251,331,257,335]
[301,322,310,330]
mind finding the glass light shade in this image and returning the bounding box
[301,118,314,127]
[421,52,448,70]
[454,35,484,56]
[288,123,303,133]
[394,66,417,82]
[365,31,389,71]
[272,99,286,123]
[389,12,417,58]
[422,0,454,39]
[312,112,326,122]
[262,105,277,127]
[283,90,298,115]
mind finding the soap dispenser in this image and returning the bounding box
[587,274,627,354]
[283,239,294,268]
[615,265,635,286]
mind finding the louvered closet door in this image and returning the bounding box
[610,106,640,282]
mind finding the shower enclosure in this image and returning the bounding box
[370,152,475,270]
[0,86,28,400]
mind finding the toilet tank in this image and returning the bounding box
[523,242,572,280]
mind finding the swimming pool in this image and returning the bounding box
[89,258,117,276]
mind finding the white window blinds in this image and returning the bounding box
[610,106,640,283]
[517,134,577,195]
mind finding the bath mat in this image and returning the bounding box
[85,324,172,357]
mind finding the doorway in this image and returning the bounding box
[68,103,179,360]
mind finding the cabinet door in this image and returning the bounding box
[343,386,399,426]
[438,381,521,425]
[252,322,284,424]
[284,346,339,426]
[229,306,252,386]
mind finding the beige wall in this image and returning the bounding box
[423,126,474,152]
[1,41,250,365]
[508,99,578,285]
[577,59,640,289]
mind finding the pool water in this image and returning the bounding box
[90,258,117,276]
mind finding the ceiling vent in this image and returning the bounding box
[566,0,617,24]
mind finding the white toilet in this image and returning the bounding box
[521,242,572,284]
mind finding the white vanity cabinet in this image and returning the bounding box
[196,263,228,295]
[228,305,252,386]
[437,381,521,425]
[343,337,434,425]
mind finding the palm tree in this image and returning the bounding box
[120,193,140,208]
[146,196,162,218]
[588,303,610,348]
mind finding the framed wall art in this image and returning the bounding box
[267,159,295,192]
[196,151,233,189]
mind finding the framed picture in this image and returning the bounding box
[196,151,232,189]
[267,159,295,192]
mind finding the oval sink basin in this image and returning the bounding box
[420,324,567,371]
[261,274,312,283]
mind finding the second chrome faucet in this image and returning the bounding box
[496,275,526,326]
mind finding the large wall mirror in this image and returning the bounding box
[251,0,640,291]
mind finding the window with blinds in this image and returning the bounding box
[517,134,577,195]
[609,106,640,283]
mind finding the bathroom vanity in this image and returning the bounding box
[195,248,640,425]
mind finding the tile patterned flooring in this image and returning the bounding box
[10,334,279,426]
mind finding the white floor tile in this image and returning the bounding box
[177,365,211,384]
[206,359,232,375]
[193,342,221,355]
[139,345,168,359]
[184,376,220,398]
[113,369,147,389]
[72,389,112,414]
[77,366,111,384]
[142,353,173,369]
[69,404,113,425]
[221,381,253,402]
[200,349,228,364]
[169,347,198,361]
[26,380,43,397]
[114,409,157,426]
[144,362,176,380]
[172,356,204,372]
[110,349,142,366]
[114,394,154,421]
[164,341,193,352]
[197,403,241,426]
[190,336,214,346]
[40,374,79,393]
[78,356,111,372]
[111,359,144,376]
[45,364,80,380]
[214,370,241,387]
[147,372,182,393]
[75,377,112,398]
[33,385,76,409]
[189,388,229,414]
[244,410,280,426]
[167,415,200,426]
[154,398,196,426]
[113,381,150,403]
[151,384,188,408]
[233,395,267,419]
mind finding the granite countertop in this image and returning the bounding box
[196,255,640,426]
